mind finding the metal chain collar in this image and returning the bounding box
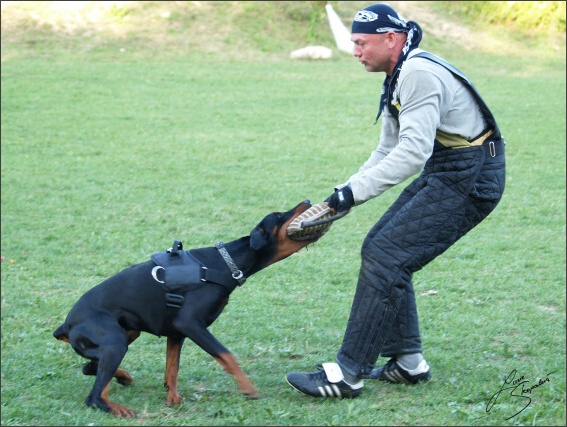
[215,241,246,286]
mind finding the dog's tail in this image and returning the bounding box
[53,323,70,343]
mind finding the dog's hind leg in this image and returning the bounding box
[81,330,140,386]
[70,323,135,418]
[83,361,133,386]
[84,341,136,418]
[114,330,140,385]
[164,335,185,406]
[99,380,136,418]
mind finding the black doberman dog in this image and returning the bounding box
[53,200,324,418]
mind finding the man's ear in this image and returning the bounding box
[249,225,267,251]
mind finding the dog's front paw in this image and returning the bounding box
[242,390,260,399]
[166,392,184,406]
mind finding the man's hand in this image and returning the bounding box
[325,185,354,213]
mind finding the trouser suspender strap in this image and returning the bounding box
[413,52,502,141]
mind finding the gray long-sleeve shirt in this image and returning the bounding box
[342,49,487,204]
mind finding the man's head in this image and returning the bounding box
[351,4,409,35]
[350,4,421,75]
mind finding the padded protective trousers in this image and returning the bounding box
[337,142,506,377]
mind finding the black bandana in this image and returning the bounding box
[351,4,423,123]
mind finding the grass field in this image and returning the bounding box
[1,2,566,426]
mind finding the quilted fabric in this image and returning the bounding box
[337,145,506,376]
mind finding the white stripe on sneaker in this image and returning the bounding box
[384,370,396,382]
[317,384,343,397]
[392,369,406,383]
[385,368,409,384]
[331,384,341,397]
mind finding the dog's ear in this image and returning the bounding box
[249,225,268,251]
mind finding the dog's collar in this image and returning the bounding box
[215,242,246,286]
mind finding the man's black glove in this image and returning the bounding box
[325,184,355,213]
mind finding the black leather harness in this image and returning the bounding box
[151,240,243,308]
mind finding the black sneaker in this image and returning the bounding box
[286,362,363,398]
[367,358,431,384]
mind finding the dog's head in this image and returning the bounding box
[249,200,324,267]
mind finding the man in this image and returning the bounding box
[286,3,506,398]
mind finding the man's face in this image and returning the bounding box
[351,33,389,73]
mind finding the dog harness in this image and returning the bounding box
[151,240,244,308]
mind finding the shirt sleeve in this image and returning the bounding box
[343,65,450,204]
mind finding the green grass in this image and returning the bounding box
[1,2,566,426]
[431,1,566,33]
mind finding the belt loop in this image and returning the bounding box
[489,140,496,158]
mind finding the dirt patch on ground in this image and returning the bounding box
[390,1,475,48]
[389,1,565,56]
[0,1,477,49]
[1,1,564,59]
